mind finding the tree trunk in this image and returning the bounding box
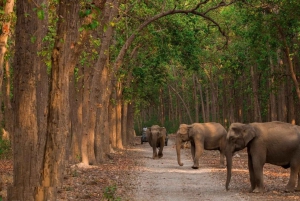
[7,0,47,200]
[109,89,117,149]
[206,88,210,122]
[193,74,199,122]
[269,55,277,121]
[0,0,14,96]
[69,68,83,163]
[116,82,123,148]
[278,26,300,102]
[3,61,13,136]
[250,65,262,122]
[169,85,193,124]
[35,1,81,199]
[127,102,135,144]
[122,101,128,146]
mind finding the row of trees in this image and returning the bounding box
[135,0,300,133]
[1,0,300,200]
[0,0,239,200]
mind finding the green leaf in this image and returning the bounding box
[31,36,37,43]
[37,9,45,20]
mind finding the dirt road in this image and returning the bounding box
[131,136,246,201]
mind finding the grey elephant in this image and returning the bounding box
[225,121,300,193]
[176,123,227,169]
[146,125,166,159]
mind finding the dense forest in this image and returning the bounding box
[1,0,300,200]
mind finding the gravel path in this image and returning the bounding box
[132,137,246,201]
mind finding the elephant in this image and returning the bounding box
[146,125,167,159]
[225,121,300,193]
[176,123,227,169]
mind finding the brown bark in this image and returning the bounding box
[193,74,199,122]
[210,77,217,122]
[127,102,135,144]
[250,65,262,122]
[0,0,14,135]
[0,0,14,87]
[278,26,300,102]
[122,101,128,146]
[269,55,277,121]
[81,64,92,165]
[35,0,81,199]
[159,88,165,125]
[109,89,117,149]
[69,68,83,163]
[206,88,210,122]
[3,61,13,135]
[116,82,123,149]
[169,85,193,123]
[83,0,119,162]
[196,76,206,122]
[7,0,47,200]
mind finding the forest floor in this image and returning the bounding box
[1,135,300,200]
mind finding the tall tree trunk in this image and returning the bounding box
[84,0,120,163]
[69,68,83,163]
[159,88,165,125]
[196,76,206,122]
[169,85,193,124]
[0,0,14,96]
[122,101,128,146]
[193,74,199,122]
[278,26,300,102]
[109,89,117,149]
[82,64,92,165]
[116,82,123,148]
[0,0,14,136]
[35,1,81,199]
[7,0,47,200]
[3,61,13,136]
[250,65,262,122]
[127,102,135,144]
[168,86,173,121]
[205,88,210,122]
[269,55,277,121]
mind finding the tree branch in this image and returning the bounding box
[114,0,236,75]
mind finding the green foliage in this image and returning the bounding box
[0,138,11,158]
[103,184,121,201]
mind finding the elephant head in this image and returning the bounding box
[147,125,166,159]
[225,123,256,190]
[176,124,192,166]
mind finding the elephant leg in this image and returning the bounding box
[219,150,225,167]
[251,156,265,193]
[192,141,204,169]
[248,154,256,192]
[158,139,164,158]
[295,170,300,191]
[285,162,299,192]
[190,141,195,160]
[152,144,158,159]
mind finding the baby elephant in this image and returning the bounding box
[176,122,227,169]
[146,125,167,159]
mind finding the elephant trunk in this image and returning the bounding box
[225,148,233,191]
[176,136,183,166]
[151,134,158,158]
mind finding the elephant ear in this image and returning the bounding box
[178,124,189,135]
[241,124,256,146]
[160,127,167,137]
[146,128,151,138]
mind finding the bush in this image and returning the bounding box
[0,138,11,158]
[103,184,121,201]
